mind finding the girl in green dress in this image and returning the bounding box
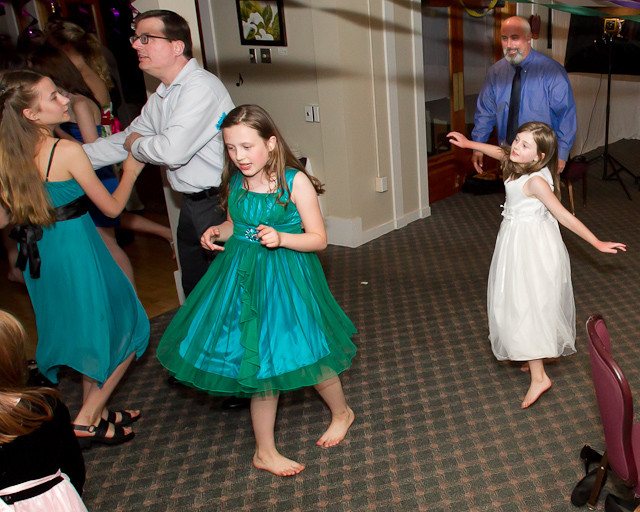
[157,105,357,476]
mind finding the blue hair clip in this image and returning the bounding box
[216,112,227,130]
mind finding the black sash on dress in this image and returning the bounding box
[10,195,89,279]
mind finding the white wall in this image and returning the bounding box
[206,0,430,247]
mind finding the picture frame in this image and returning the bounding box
[236,0,287,46]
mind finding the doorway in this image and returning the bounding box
[422,1,505,202]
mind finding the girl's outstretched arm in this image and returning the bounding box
[257,172,327,252]
[524,176,626,253]
[447,132,504,161]
[201,212,234,251]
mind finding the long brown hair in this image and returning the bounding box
[0,70,55,226]
[501,121,560,199]
[219,104,324,211]
[0,310,59,444]
[29,44,101,110]
[45,19,114,90]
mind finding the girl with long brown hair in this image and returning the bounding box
[0,310,87,511]
[158,105,357,476]
[44,19,113,107]
[0,69,149,447]
[448,122,625,409]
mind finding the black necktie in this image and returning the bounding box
[506,65,522,145]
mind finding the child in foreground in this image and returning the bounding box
[157,105,356,476]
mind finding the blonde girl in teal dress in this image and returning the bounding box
[157,105,357,477]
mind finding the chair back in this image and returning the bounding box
[564,160,588,181]
[586,314,638,488]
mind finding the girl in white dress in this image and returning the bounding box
[448,122,625,409]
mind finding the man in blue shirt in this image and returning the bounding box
[471,16,576,173]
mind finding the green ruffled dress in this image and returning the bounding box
[157,169,356,396]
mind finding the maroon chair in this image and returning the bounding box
[562,160,588,215]
[585,314,640,508]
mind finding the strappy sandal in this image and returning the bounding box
[73,419,135,450]
[104,409,141,427]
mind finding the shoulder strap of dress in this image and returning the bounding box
[45,139,61,182]
[285,167,298,188]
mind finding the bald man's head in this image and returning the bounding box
[501,16,532,65]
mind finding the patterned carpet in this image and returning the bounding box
[58,141,640,511]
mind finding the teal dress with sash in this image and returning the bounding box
[18,140,149,385]
[157,169,356,396]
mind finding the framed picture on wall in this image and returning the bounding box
[236,0,287,46]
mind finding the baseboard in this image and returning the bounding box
[325,205,431,248]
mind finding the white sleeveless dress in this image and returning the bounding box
[487,167,576,361]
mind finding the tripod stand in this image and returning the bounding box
[600,32,638,200]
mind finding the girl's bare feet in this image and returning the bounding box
[521,375,552,409]
[520,362,529,372]
[253,450,305,477]
[316,407,354,448]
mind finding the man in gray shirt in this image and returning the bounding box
[84,9,235,296]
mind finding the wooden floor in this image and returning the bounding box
[0,213,180,359]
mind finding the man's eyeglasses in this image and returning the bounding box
[129,34,171,45]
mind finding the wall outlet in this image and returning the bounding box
[304,105,314,122]
[375,176,388,192]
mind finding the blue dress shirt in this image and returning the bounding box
[472,49,577,162]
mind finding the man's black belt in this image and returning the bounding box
[183,187,220,201]
[0,475,64,504]
[10,195,89,279]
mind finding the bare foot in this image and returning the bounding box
[521,358,559,372]
[521,376,552,409]
[316,407,355,448]
[253,451,305,477]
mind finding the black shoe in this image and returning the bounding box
[73,419,135,450]
[221,397,250,410]
[571,467,608,507]
[26,360,57,388]
[167,376,182,386]
[605,493,639,512]
[580,444,603,475]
